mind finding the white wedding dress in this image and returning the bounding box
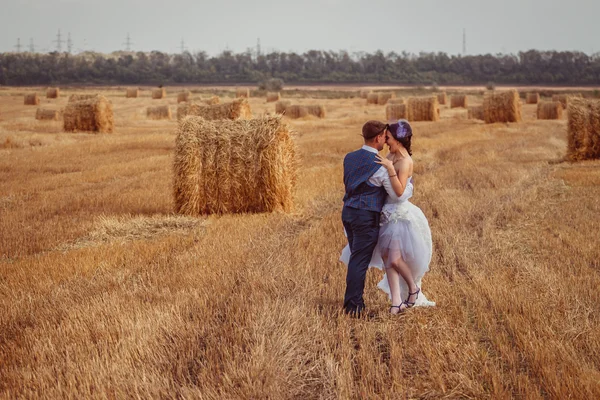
[340,178,436,307]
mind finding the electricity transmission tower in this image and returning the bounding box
[14,38,22,52]
[179,38,187,53]
[256,38,261,58]
[67,32,73,53]
[29,38,35,53]
[123,33,133,51]
[53,29,64,52]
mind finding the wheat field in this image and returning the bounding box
[1,87,599,399]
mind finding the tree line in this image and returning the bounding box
[1,49,599,86]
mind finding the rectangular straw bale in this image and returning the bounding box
[386,104,408,120]
[177,91,191,103]
[63,95,114,133]
[68,94,97,103]
[377,92,396,105]
[35,108,62,121]
[552,93,582,109]
[266,92,281,102]
[147,105,172,120]
[285,105,308,119]
[126,88,139,98]
[359,90,370,99]
[468,106,484,120]
[236,88,250,98]
[388,98,406,105]
[536,101,563,120]
[275,100,291,114]
[152,88,166,99]
[406,96,440,122]
[46,87,60,99]
[204,96,220,105]
[174,116,297,215]
[24,94,39,105]
[526,93,540,104]
[177,98,252,121]
[306,105,326,118]
[437,92,447,105]
[483,90,522,123]
[567,98,600,161]
[451,94,468,108]
[366,93,379,105]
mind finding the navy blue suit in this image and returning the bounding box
[342,148,386,316]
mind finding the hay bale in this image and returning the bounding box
[285,105,308,119]
[388,98,406,105]
[275,100,291,114]
[173,115,297,215]
[386,104,408,120]
[306,105,326,118]
[451,95,468,108]
[204,96,220,105]
[266,92,281,102]
[68,94,97,103]
[359,90,371,99]
[526,93,540,104]
[63,95,114,133]
[46,87,60,99]
[468,106,484,120]
[35,108,62,121]
[377,92,396,105]
[24,94,40,106]
[406,96,440,122]
[236,88,249,98]
[536,101,563,120]
[147,105,172,120]
[152,88,166,99]
[177,91,191,103]
[126,88,139,98]
[483,90,522,124]
[366,93,379,105]
[437,92,447,105]
[177,98,252,121]
[552,93,582,109]
[567,98,600,160]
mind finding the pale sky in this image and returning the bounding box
[2,0,599,56]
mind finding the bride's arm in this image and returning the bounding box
[375,155,406,197]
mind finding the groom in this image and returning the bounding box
[342,120,389,317]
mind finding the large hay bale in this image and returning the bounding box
[377,92,396,105]
[236,88,249,98]
[285,105,308,119]
[46,87,60,99]
[406,96,440,122]
[483,90,522,123]
[177,98,252,121]
[388,98,406,105]
[266,92,281,102]
[552,93,582,109]
[35,108,62,121]
[147,105,172,120]
[275,100,291,114]
[24,94,39,105]
[567,98,600,161]
[152,88,166,99]
[126,88,139,98]
[177,91,191,103]
[468,106,484,120]
[204,96,220,105]
[366,93,379,105]
[386,104,408,120]
[437,92,447,105]
[526,93,540,104]
[63,95,114,133]
[359,90,371,99]
[173,115,297,215]
[68,94,97,103]
[306,105,326,118]
[451,95,468,108]
[537,101,563,120]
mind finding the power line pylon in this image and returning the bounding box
[67,32,73,53]
[123,33,133,51]
[53,29,64,52]
[29,38,35,53]
[179,38,187,53]
[14,38,22,52]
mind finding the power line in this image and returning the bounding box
[14,38,22,52]
[53,29,64,52]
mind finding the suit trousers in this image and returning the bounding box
[341,206,380,316]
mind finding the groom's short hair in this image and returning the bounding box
[362,120,387,141]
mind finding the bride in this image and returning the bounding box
[340,119,435,314]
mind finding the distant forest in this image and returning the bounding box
[1,49,599,86]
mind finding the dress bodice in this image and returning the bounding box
[384,177,414,205]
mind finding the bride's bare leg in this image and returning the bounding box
[385,267,403,314]
[390,256,419,309]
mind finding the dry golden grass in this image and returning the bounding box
[1,87,599,399]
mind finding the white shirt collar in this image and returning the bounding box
[361,145,378,154]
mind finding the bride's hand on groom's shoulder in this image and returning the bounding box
[375,154,394,172]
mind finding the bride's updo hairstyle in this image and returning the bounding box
[388,119,413,155]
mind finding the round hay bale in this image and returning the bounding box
[152,88,166,99]
[306,105,326,118]
[437,92,447,105]
[451,95,468,108]
[36,108,62,121]
[406,96,440,122]
[236,88,249,98]
[147,105,172,120]
[388,98,406,105]
[386,104,408,121]
[536,101,563,120]
[483,90,522,124]
[68,94,98,103]
[177,91,191,103]
[46,88,60,99]
[366,93,379,105]
[526,93,540,104]
[173,115,297,215]
[177,98,252,122]
[63,95,114,133]
[359,90,371,99]
[285,105,309,119]
[377,92,396,105]
[275,100,291,114]
[126,88,139,98]
[204,96,220,105]
[266,92,281,102]
[24,94,40,106]
[567,98,600,161]
[552,93,582,110]
[467,106,484,120]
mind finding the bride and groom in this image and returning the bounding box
[340,119,435,317]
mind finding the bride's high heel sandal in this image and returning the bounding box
[390,305,403,314]
[403,287,421,309]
